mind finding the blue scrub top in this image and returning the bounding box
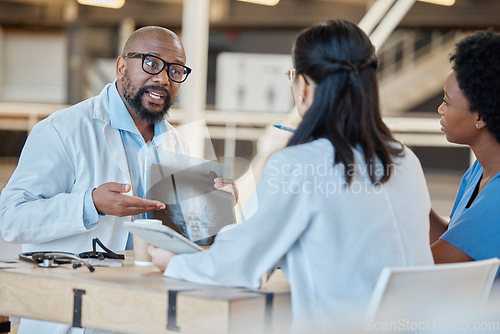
[441,160,500,261]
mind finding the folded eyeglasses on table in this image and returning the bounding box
[19,238,125,272]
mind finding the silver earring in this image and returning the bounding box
[299,96,304,102]
[476,123,479,128]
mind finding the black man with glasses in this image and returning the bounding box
[0,26,236,334]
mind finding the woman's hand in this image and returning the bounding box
[214,177,239,205]
[148,245,176,272]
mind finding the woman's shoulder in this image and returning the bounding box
[270,138,333,164]
[263,139,333,178]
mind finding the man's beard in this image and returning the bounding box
[122,71,173,125]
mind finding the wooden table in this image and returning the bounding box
[0,315,9,333]
[0,252,291,334]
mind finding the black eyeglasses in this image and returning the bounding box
[124,52,192,83]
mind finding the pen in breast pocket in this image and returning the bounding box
[273,124,296,132]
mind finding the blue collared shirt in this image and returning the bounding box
[83,81,168,232]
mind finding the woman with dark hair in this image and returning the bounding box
[149,20,433,330]
[430,29,500,264]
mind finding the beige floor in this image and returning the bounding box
[425,170,462,219]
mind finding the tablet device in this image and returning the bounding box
[123,221,203,254]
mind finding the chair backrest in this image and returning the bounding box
[366,258,500,323]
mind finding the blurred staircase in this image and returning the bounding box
[377,29,469,116]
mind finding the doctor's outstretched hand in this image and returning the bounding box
[92,182,166,217]
[148,245,176,272]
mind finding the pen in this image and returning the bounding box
[273,124,296,133]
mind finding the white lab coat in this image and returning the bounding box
[165,138,434,332]
[0,83,188,334]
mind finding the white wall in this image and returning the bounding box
[0,30,67,103]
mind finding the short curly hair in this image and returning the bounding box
[450,28,500,143]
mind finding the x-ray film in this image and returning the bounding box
[146,150,236,246]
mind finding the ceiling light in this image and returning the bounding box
[237,0,280,6]
[417,0,455,6]
[77,0,125,9]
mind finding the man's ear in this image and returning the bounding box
[116,56,126,79]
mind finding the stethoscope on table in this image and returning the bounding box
[19,238,125,272]
[19,251,96,272]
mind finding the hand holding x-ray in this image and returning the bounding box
[146,150,237,246]
[214,177,239,205]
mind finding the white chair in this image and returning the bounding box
[366,258,500,323]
